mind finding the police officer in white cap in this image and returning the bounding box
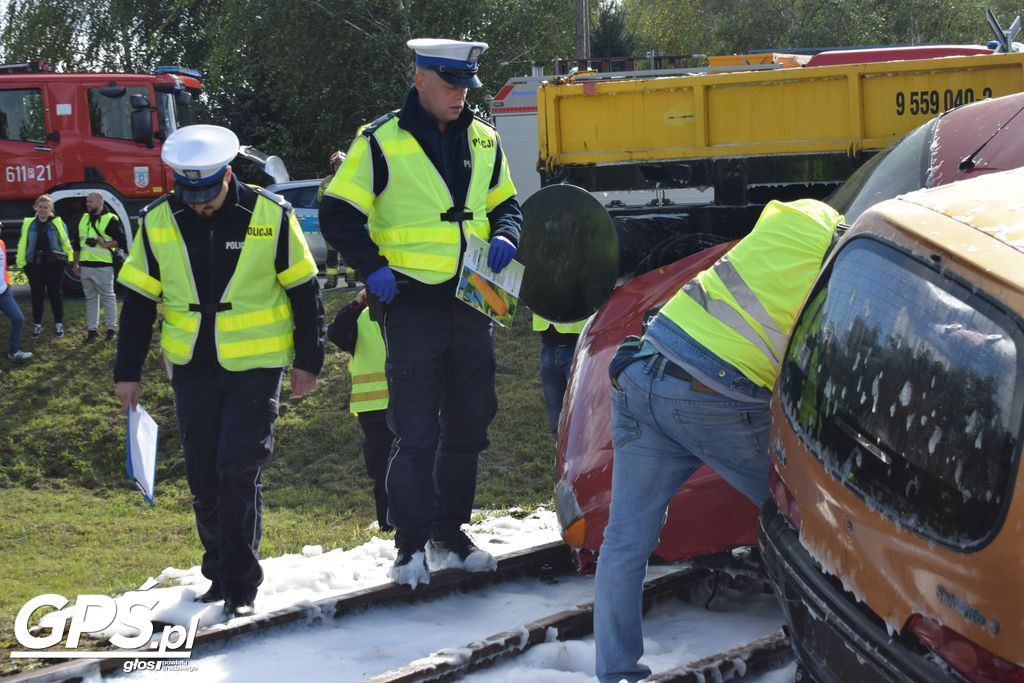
[114,124,324,617]
[320,38,522,588]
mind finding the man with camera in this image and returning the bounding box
[71,192,125,343]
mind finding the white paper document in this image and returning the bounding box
[126,405,159,506]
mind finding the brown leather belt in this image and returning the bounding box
[660,357,717,394]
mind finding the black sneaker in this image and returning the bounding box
[31,324,42,338]
[194,582,223,603]
[84,330,98,344]
[54,323,65,338]
[426,530,497,572]
[223,597,255,618]
[105,329,116,341]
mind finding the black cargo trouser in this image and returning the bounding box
[382,300,497,551]
[357,409,394,532]
[172,367,282,602]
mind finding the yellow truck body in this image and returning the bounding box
[538,52,1024,173]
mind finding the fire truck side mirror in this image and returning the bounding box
[174,91,192,106]
[129,94,154,149]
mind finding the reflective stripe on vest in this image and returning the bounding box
[77,213,116,264]
[659,199,841,388]
[349,309,388,414]
[124,195,303,370]
[531,313,586,334]
[681,257,784,364]
[364,118,500,284]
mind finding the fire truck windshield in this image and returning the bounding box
[155,89,197,135]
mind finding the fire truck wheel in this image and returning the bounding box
[62,263,84,298]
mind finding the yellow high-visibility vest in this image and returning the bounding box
[659,199,841,388]
[349,309,388,415]
[531,314,585,335]
[327,115,516,284]
[118,191,318,370]
[16,216,72,268]
[77,213,117,265]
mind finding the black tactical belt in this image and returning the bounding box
[188,303,233,314]
[440,207,473,222]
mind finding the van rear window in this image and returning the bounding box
[780,237,1023,548]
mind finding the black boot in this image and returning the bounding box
[223,597,255,618]
[194,582,223,603]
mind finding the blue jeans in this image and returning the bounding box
[593,353,771,682]
[540,341,574,436]
[0,287,25,355]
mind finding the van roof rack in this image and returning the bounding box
[0,60,53,74]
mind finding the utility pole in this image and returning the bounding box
[576,0,590,64]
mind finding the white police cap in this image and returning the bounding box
[408,38,489,88]
[161,124,239,204]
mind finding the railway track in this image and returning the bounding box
[9,543,791,682]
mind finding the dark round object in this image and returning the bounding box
[518,184,617,323]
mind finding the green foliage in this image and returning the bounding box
[591,0,638,59]
[0,0,574,180]
[623,0,1023,56]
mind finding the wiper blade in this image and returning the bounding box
[959,103,1024,170]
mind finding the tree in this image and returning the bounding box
[624,0,1022,56]
[590,0,636,59]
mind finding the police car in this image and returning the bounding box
[265,179,327,268]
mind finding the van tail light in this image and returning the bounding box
[908,614,1024,683]
[562,516,587,548]
[769,466,801,532]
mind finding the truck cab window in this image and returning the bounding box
[0,88,45,143]
[88,86,148,140]
[156,92,177,136]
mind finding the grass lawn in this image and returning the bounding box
[0,289,556,674]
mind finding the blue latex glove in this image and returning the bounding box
[366,266,398,304]
[487,236,517,273]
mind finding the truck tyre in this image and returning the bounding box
[62,263,84,298]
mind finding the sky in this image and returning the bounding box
[32,509,796,682]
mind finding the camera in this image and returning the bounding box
[85,237,98,247]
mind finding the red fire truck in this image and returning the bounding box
[0,60,202,286]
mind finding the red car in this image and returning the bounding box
[547,91,1024,573]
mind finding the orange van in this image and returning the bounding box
[759,167,1024,682]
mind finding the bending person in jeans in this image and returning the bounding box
[594,199,844,683]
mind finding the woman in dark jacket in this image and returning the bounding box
[15,194,73,338]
